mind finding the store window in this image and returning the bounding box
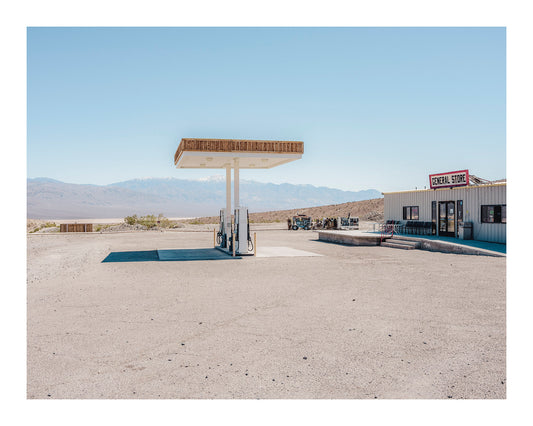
[481,205,506,223]
[403,206,419,220]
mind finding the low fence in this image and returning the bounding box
[60,223,93,233]
[376,221,435,236]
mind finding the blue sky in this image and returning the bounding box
[27,27,505,192]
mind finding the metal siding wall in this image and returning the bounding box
[482,186,492,242]
[473,185,506,243]
[384,185,506,243]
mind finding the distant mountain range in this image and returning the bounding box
[27,177,382,219]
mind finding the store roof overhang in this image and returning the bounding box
[174,138,304,169]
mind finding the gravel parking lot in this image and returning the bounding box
[27,228,506,399]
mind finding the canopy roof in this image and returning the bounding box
[174,138,304,169]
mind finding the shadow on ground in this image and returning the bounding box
[102,248,240,262]
[102,250,159,263]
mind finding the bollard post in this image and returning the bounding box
[254,232,257,256]
[232,232,235,257]
[213,228,216,247]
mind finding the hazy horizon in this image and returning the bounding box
[27,175,383,219]
[27,175,386,192]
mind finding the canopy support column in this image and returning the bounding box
[234,158,240,209]
[225,165,232,244]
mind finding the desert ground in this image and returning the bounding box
[27,226,506,399]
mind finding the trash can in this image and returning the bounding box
[458,222,473,240]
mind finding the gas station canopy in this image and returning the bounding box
[174,138,304,169]
[174,138,304,256]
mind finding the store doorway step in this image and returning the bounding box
[381,236,421,250]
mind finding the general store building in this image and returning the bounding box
[383,170,506,244]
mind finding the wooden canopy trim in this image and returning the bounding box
[174,138,304,165]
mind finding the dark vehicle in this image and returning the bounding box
[290,214,312,230]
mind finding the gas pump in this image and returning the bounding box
[217,208,230,248]
[233,207,253,255]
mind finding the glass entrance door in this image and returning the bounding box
[438,201,455,237]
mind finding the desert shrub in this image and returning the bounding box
[29,222,57,233]
[138,214,157,228]
[124,215,138,225]
[158,217,173,228]
[125,213,175,228]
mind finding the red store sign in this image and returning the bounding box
[429,170,469,189]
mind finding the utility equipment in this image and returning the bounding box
[323,217,337,229]
[290,214,312,230]
[338,216,359,230]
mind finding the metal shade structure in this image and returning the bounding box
[174,138,304,169]
[174,138,304,254]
